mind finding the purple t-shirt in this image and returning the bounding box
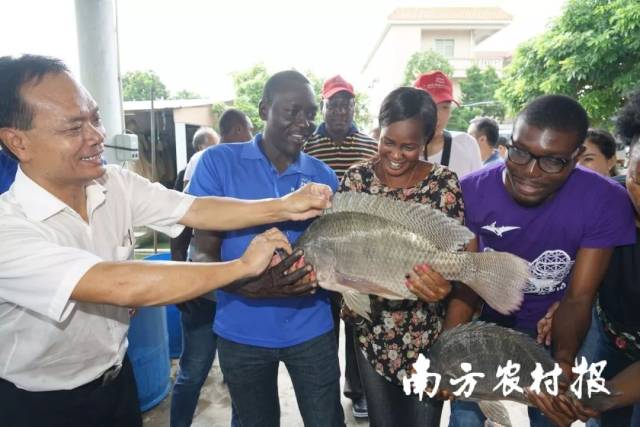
[461,163,636,334]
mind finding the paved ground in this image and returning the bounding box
[143,323,584,427]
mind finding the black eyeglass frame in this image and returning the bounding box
[506,140,580,174]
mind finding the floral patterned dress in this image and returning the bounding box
[339,160,465,385]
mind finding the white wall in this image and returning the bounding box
[362,25,422,119]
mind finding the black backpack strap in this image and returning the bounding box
[441,131,453,167]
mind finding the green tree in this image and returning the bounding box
[402,50,454,85]
[171,89,201,100]
[231,63,269,132]
[448,66,505,131]
[121,70,169,101]
[497,0,640,126]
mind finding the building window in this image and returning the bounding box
[434,39,455,58]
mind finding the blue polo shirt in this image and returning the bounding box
[0,150,18,194]
[188,134,338,348]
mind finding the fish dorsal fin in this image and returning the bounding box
[328,191,473,251]
[436,322,553,365]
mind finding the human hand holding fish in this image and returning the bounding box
[536,301,560,346]
[231,247,318,298]
[405,263,452,303]
[281,182,333,221]
[525,388,599,427]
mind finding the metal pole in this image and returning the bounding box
[74,0,123,164]
[150,85,158,253]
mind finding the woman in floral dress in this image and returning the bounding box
[339,86,467,427]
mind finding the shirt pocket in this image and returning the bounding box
[113,243,134,261]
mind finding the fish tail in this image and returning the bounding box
[342,290,372,322]
[478,401,512,427]
[571,381,620,413]
[461,252,529,315]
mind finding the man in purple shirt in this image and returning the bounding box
[447,95,636,427]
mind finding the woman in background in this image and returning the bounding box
[578,128,618,177]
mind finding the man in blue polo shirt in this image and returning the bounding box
[0,148,18,193]
[188,70,344,427]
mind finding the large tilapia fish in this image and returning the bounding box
[297,192,529,319]
[423,322,618,427]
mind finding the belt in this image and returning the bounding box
[596,298,640,361]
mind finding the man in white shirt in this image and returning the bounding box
[0,54,332,427]
[413,70,483,177]
[182,127,219,188]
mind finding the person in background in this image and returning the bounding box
[528,91,640,427]
[219,108,253,144]
[467,116,502,166]
[577,128,618,177]
[339,86,464,427]
[0,146,17,193]
[183,127,219,189]
[413,71,482,178]
[0,54,332,427]
[303,74,377,418]
[447,94,636,426]
[496,135,509,160]
[171,109,254,427]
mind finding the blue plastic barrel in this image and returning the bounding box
[127,252,172,412]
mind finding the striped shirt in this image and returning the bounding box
[303,123,378,180]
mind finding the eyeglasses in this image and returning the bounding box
[507,143,578,174]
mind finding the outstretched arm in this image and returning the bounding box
[180,183,333,231]
[71,228,291,307]
[553,248,612,376]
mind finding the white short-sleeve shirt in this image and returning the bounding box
[427,132,483,178]
[0,165,194,391]
[183,150,205,184]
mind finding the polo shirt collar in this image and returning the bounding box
[241,134,309,177]
[314,122,359,139]
[13,167,107,222]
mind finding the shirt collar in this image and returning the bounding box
[241,133,309,176]
[12,167,107,222]
[483,150,503,165]
[314,122,359,139]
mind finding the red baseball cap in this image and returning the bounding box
[322,75,355,99]
[413,71,459,106]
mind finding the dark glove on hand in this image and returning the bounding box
[227,249,318,298]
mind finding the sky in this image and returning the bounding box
[1,0,567,101]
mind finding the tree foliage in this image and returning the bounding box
[402,50,454,85]
[122,70,170,101]
[171,89,201,100]
[231,63,270,132]
[448,66,505,131]
[497,0,640,126]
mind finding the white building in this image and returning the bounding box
[362,7,513,111]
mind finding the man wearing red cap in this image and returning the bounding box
[413,71,482,177]
[304,74,376,419]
